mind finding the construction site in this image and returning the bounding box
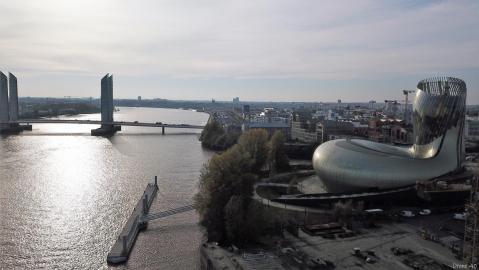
[202,169,479,270]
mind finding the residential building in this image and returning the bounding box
[290,114,318,143]
[466,117,479,141]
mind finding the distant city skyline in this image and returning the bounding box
[1,0,478,103]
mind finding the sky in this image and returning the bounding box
[0,0,478,103]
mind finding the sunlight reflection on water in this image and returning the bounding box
[0,107,212,269]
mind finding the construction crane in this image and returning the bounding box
[403,90,415,123]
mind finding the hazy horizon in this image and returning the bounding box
[17,94,479,106]
[1,0,478,103]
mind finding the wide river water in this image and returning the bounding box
[0,107,212,269]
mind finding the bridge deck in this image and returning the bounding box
[107,182,158,264]
[10,119,204,129]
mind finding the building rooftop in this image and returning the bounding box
[247,122,289,128]
[201,243,285,270]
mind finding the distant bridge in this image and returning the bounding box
[0,73,205,135]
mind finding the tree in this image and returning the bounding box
[200,119,225,149]
[195,129,271,244]
[194,144,259,244]
[237,129,269,174]
[200,118,239,150]
[268,131,290,174]
[224,196,264,245]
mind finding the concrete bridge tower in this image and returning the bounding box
[0,72,9,132]
[100,74,111,125]
[92,74,120,136]
[0,72,31,133]
[108,74,114,124]
[8,73,19,124]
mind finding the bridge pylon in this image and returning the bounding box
[0,72,32,134]
[0,72,9,132]
[91,74,121,136]
[8,73,19,124]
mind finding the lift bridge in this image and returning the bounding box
[0,73,204,135]
[107,177,196,264]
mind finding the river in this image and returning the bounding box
[0,107,212,269]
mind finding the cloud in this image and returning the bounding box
[0,0,478,101]
[0,0,478,77]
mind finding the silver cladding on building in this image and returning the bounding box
[312,77,467,192]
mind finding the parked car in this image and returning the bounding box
[419,209,431,216]
[454,212,468,221]
[400,210,415,218]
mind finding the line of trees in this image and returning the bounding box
[194,129,290,246]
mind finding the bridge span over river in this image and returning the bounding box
[11,119,204,135]
[0,72,205,135]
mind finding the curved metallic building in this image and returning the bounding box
[312,77,467,192]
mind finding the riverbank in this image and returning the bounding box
[19,101,100,119]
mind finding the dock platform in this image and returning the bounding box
[107,179,158,264]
